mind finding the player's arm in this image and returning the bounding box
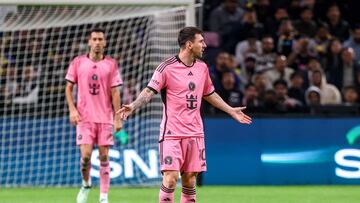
[203,92,252,124]
[111,86,122,132]
[65,81,80,126]
[116,87,156,120]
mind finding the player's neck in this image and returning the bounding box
[89,52,104,62]
[178,51,195,67]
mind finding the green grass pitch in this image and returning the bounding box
[2,186,360,203]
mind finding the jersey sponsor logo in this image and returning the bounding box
[186,95,197,110]
[167,130,171,135]
[164,156,173,165]
[89,83,100,95]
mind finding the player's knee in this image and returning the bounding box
[82,156,91,164]
[99,155,108,162]
[181,173,197,187]
[163,175,178,188]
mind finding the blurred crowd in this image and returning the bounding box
[201,0,360,115]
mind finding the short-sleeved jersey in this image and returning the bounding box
[65,55,123,124]
[147,55,215,140]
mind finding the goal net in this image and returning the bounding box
[0,2,193,186]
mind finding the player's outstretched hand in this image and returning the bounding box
[229,107,252,124]
[116,104,134,120]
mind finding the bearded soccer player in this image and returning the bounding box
[117,26,252,203]
[65,28,123,203]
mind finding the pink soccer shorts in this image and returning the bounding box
[76,122,114,146]
[159,137,206,173]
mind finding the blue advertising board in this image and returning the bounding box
[203,118,360,185]
[1,117,360,186]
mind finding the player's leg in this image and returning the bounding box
[98,146,110,203]
[160,170,178,203]
[97,123,114,203]
[159,139,183,203]
[77,144,94,203]
[180,172,198,203]
[180,137,207,203]
[76,122,96,203]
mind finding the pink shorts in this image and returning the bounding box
[76,122,114,146]
[159,137,206,173]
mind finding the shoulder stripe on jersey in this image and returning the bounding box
[156,57,177,73]
[156,57,176,73]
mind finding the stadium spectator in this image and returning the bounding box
[253,0,273,25]
[218,70,243,109]
[241,83,261,112]
[328,47,360,90]
[342,85,359,105]
[264,6,289,38]
[324,3,350,42]
[305,85,321,106]
[288,71,306,105]
[264,55,294,89]
[313,23,332,60]
[276,18,297,56]
[252,71,269,100]
[209,51,230,91]
[310,70,341,105]
[235,30,261,66]
[324,38,343,82]
[208,0,244,33]
[238,54,257,88]
[273,79,302,112]
[293,6,317,38]
[256,36,277,72]
[344,24,360,64]
[12,64,39,104]
[287,36,317,70]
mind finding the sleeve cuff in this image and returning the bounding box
[147,86,158,94]
[65,79,76,84]
[203,90,215,97]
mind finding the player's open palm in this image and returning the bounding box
[229,107,252,124]
[117,104,134,120]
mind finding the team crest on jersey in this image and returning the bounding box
[188,82,195,91]
[78,134,82,140]
[164,156,173,165]
[92,74,98,80]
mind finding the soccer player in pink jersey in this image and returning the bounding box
[117,27,252,203]
[65,28,123,203]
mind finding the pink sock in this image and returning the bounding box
[181,186,196,203]
[80,158,91,184]
[100,160,110,193]
[159,184,175,203]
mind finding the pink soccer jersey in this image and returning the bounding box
[147,56,215,140]
[65,55,123,124]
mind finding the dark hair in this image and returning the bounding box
[273,79,288,88]
[89,28,105,36]
[178,27,203,48]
